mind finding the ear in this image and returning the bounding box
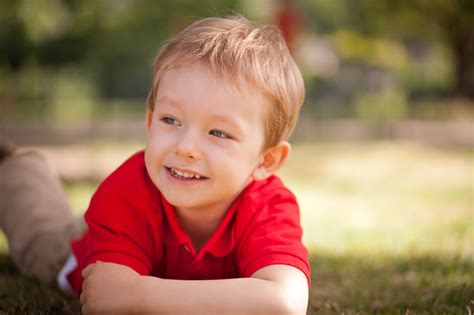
[252,141,291,181]
[145,110,153,135]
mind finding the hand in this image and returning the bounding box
[80,261,141,315]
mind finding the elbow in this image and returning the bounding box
[276,288,308,315]
[281,298,308,315]
[252,265,309,314]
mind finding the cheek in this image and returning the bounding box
[147,131,173,154]
[144,145,157,176]
[210,146,260,178]
[145,136,168,170]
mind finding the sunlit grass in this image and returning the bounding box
[280,141,473,257]
[64,181,98,215]
[278,141,473,313]
[0,141,472,313]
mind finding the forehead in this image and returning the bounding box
[156,62,271,123]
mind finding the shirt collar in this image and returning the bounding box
[159,183,257,258]
[161,194,190,248]
[200,199,238,257]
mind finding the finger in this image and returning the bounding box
[82,304,89,315]
[82,277,87,293]
[79,292,86,305]
[81,264,93,278]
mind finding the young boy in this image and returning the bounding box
[0,16,309,314]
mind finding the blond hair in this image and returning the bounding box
[146,16,304,149]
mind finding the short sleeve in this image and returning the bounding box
[236,188,310,286]
[67,181,163,295]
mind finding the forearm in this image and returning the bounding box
[135,276,304,315]
[80,262,308,315]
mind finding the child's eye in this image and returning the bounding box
[209,129,231,139]
[160,116,179,126]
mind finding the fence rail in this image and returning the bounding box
[1,119,473,147]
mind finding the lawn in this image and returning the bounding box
[0,141,472,314]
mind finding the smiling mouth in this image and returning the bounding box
[166,167,207,180]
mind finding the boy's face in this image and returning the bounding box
[145,62,268,216]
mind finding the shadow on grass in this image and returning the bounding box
[0,254,81,314]
[1,252,472,314]
[308,251,474,314]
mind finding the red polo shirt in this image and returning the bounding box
[66,151,309,296]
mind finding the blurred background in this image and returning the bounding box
[0,0,473,314]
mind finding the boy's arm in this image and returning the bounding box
[80,262,308,315]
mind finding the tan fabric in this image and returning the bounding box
[0,151,86,284]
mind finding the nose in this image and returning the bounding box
[175,129,201,160]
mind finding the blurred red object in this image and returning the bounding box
[275,0,300,53]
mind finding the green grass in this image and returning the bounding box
[0,141,472,314]
[308,252,473,314]
[281,141,474,314]
[0,255,81,314]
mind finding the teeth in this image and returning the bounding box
[170,168,202,179]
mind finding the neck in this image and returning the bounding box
[175,202,230,251]
[174,178,254,250]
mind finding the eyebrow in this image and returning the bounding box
[155,96,181,108]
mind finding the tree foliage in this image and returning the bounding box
[300,0,474,99]
[0,0,472,123]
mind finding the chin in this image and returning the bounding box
[162,193,200,209]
